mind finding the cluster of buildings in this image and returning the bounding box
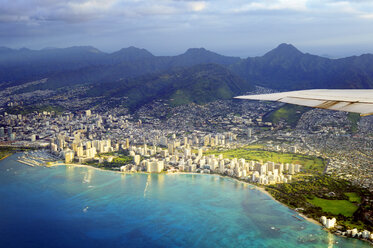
[0,107,304,185]
[2,79,373,192]
[320,216,336,229]
[1,102,373,244]
[0,126,15,141]
[1,103,373,191]
[52,137,113,164]
[338,228,373,242]
[46,125,301,184]
[321,216,373,243]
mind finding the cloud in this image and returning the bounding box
[1,0,372,24]
[188,1,206,12]
[233,0,308,12]
[0,0,373,57]
[0,0,211,23]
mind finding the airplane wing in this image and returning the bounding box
[235,89,373,116]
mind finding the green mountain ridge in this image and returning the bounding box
[86,64,252,110]
[3,43,373,92]
[0,46,240,87]
[231,43,373,90]
[3,43,373,111]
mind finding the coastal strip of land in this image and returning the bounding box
[11,151,373,245]
[21,156,325,228]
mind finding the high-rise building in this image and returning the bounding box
[50,143,58,153]
[204,136,210,146]
[210,137,215,147]
[192,136,199,145]
[74,132,81,143]
[219,160,225,173]
[144,143,148,155]
[7,127,12,136]
[168,144,174,155]
[184,148,191,157]
[260,165,267,175]
[134,155,141,165]
[57,135,65,149]
[65,150,75,163]
[289,164,295,175]
[159,136,167,146]
[268,162,275,172]
[86,141,92,149]
[276,163,284,174]
[198,148,203,157]
[77,146,84,157]
[290,146,297,153]
[154,161,164,173]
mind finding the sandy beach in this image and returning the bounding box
[47,161,373,245]
[38,160,326,228]
[65,162,324,227]
[253,185,322,226]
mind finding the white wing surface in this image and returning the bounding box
[235,89,373,116]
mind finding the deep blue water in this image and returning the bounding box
[0,154,370,248]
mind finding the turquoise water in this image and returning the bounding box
[0,154,370,248]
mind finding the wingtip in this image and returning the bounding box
[234,96,246,99]
[234,95,266,100]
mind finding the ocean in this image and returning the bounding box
[0,154,370,248]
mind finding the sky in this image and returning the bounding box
[1,0,373,57]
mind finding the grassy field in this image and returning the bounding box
[345,192,361,203]
[113,156,133,164]
[263,104,310,127]
[347,113,361,133]
[97,151,134,166]
[205,148,326,173]
[265,175,370,230]
[243,144,265,149]
[307,197,359,217]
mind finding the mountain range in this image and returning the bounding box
[86,64,250,110]
[2,43,373,109]
[231,44,373,90]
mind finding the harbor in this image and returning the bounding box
[17,150,60,167]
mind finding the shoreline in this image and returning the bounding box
[253,185,322,227]
[11,154,371,245]
[57,162,324,227]
[0,153,14,161]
